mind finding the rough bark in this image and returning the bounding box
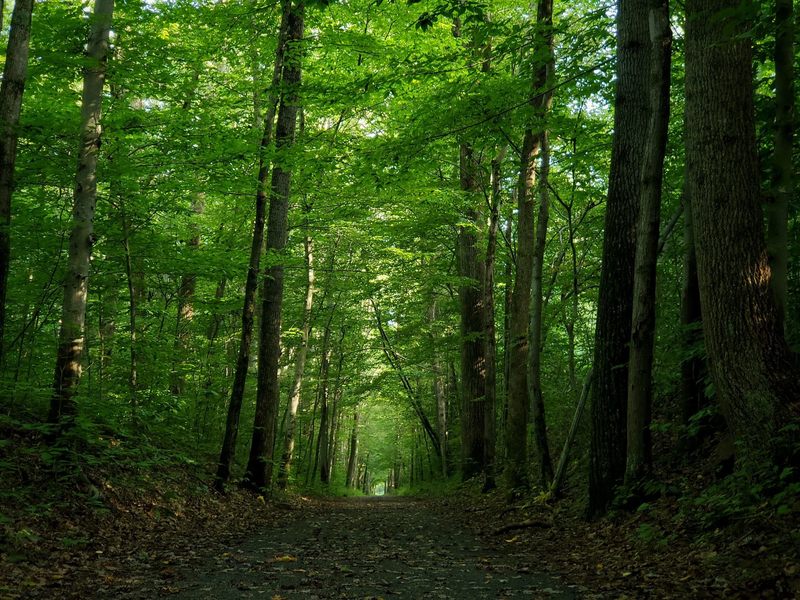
[530,131,555,488]
[767,0,793,329]
[276,230,315,489]
[215,2,291,490]
[625,0,671,482]
[49,0,114,426]
[0,0,34,368]
[242,0,304,492]
[457,143,487,481]
[587,0,649,518]
[685,0,800,466]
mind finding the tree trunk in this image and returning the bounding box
[527,0,556,489]
[530,131,555,488]
[685,0,800,467]
[49,0,114,427]
[428,299,448,477]
[767,0,793,328]
[587,0,649,518]
[346,409,359,488]
[313,311,334,485]
[277,230,315,489]
[625,0,671,482]
[680,191,705,428]
[482,148,505,491]
[243,0,304,492]
[504,0,554,492]
[0,0,34,369]
[215,2,291,490]
[457,143,487,481]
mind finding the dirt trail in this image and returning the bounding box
[152,496,581,599]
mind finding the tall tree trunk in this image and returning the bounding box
[277,230,315,489]
[504,0,554,492]
[313,310,335,484]
[685,0,800,466]
[587,0,649,518]
[428,299,448,477]
[120,200,138,412]
[49,0,114,426]
[322,328,346,483]
[243,0,304,492]
[482,149,504,490]
[625,0,671,482]
[527,0,556,489]
[0,0,34,369]
[530,132,555,488]
[680,191,705,428]
[346,408,359,488]
[215,3,291,490]
[767,0,793,329]
[456,144,487,480]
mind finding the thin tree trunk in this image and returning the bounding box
[313,311,334,485]
[625,0,671,482]
[680,190,705,428]
[277,230,315,489]
[120,200,138,411]
[428,300,448,477]
[346,408,359,488]
[482,149,504,490]
[587,0,650,518]
[0,0,34,369]
[49,0,113,426]
[214,3,291,490]
[243,0,305,492]
[767,0,793,328]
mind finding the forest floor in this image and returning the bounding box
[2,419,799,598]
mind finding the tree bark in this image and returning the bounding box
[587,0,649,518]
[625,0,671,482]
[456,143,487,481]
[215,2,291,490]
[530,131,555,488]
[0,0,34,369]
[49,0,114,427]
[242,0,304,492]
[685,0,800,467]
[276,229,315,489]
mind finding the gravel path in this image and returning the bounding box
[161,496,580,599]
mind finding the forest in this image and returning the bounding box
[0,0,798,597]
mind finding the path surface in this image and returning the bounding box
[161,496,580,599]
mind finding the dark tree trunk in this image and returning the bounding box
[242,0,304,491]
[215,2,291,491]
[0,0,34,368]
[685,0,800,466]
[767,0,793,328]
[587,0,650,518]
[346,409,359,488]
[625,0,671,482]
[457,143,488,481]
